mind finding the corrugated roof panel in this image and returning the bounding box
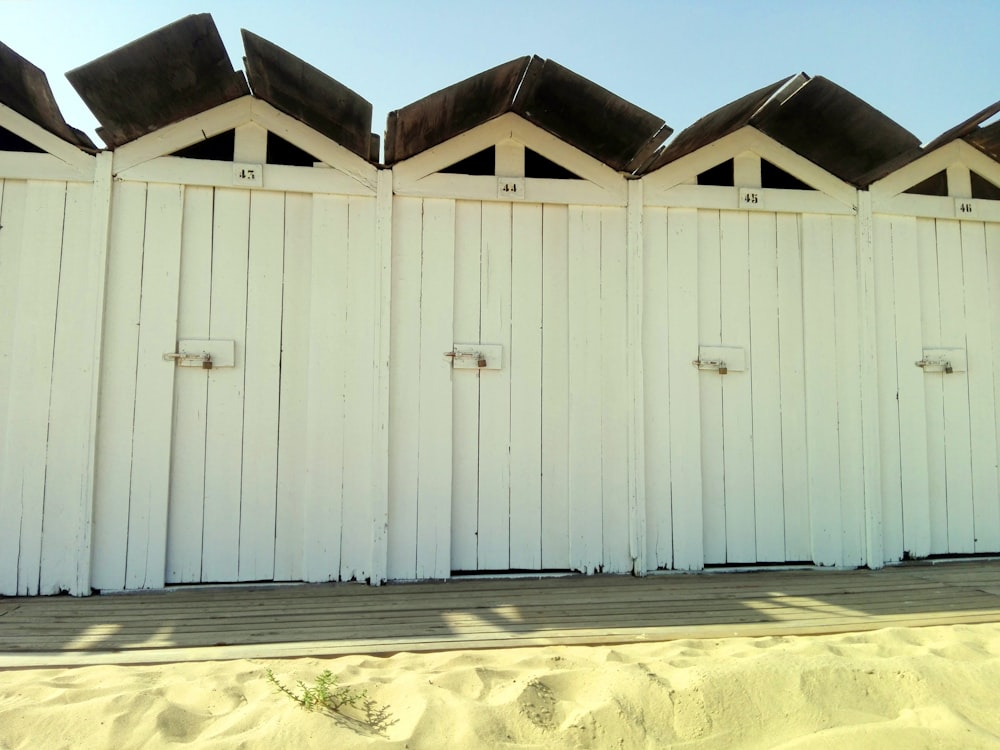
[66,14,249,148]
[0,41,95,150]
[241,30,374,162]
[385,56,531,165]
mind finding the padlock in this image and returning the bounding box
[718,364,728,375]
[478,357,487,368]
[202,355,213,370]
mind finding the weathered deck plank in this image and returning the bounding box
[1,562,999,667]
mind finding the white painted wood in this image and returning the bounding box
[696,209,725,565]
[916,217,947,555]
[642,207,673,569]
[855,191,883,569]
[0,181,65,595]
[370,170,394,584]
[125,183,184,590]
[91,181,147,590]
[567,206,603,573]
[234,123,268,164]
[748,211,784,562]
[935,220,975,553]
[387,197,423,580]
[509,202,543,570]
[873,194,1000,223]
[719,211,755,563]
[0,152,91,181]
[666,208,704,570]
[960,221,1000,553]
[776,212,810,562]
[600,207,631,573]
[644,184,854,215]
[303,194,349,581]
[801,214,841,566]
[987,224,1000,554]
[416,198,455,578]
[0,103,95,175]
[872,141,979,201]
[872,215,904,562]
[626,180,647,575]
[831,215,865,567]
[477,201,512,570]
[273,192,312,581]
[200,189,251,583]
[541,204,571,570]
[39,182,94,594]
[947,164,973,199]
[451,200,482,571]
[239,190,284,581]
[733,152,762,188]
[495,140,525,177]
[395,173,624,207]
[165,186,214,584]
[118,157,374,197]
[340,195,378,581]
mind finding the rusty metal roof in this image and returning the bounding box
[65,14,249,148]
[241,30,376,162]
[0,41,95,150]
[385,55,671,171]
[643,74,922,187]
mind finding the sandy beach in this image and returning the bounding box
[2,623,1000,749]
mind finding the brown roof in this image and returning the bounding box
[385,55,671,171]
[0,40,95,150]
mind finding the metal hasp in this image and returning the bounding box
[163,339,236,368]
[915,348,967,374]
[694,345,746,374]
[445,344,503,370]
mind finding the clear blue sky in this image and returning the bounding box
[2,0,998,151]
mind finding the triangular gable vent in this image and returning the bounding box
[971,171,1000,200]
[904,170,947,196]
[696,157,815,190]
[169,128,325,167]
[438,144,582,179]
[0,126,45,153]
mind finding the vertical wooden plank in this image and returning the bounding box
[370,170,394,585]
[340,196,378,581]
[91,181,146,590]
[935,219,974,553]
[832,215,865,566]
[626,180,647,574]
[477,201,512,571]
[40,182,94,594]
[451,200,482,570]
[0,179,24,594]
[417,198,455,578]
[748,211,784,562]
[960,221,999,552]
[719,210,755,563]
[126,182,183,589]
[987,224,1000,553]
[697,209,725,564]
[642,207,672,568]
[0,181,65,595]
[274,192,312,581]
[801,214,841,566]
[892,217,933,558]
[776,213,810,562]
[239,190,284,581]
[541,203,570,569]
[510,202,543,570]
[916,217,946,555]
[387,197,422,580]
[600,207,630,573]
[568,206,604,572]
[165,186,213,584]
[873,215,904,562]
[200,188,251,582]
[303,194,349,581]
[666,208,704,570]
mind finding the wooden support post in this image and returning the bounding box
[626,179,647,575]
[495,139,525,177]
[733,151,762,188]
[233,123,268,165]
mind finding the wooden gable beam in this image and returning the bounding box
[0,103,94,177]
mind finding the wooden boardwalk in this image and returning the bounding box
[2,561,1000,668]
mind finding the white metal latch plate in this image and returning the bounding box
[446,344,503,370]
[694,345,747,373]
[164,339,236,368]
[916,348,966,373]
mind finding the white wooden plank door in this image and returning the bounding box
[165,187,283,584]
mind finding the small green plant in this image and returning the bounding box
[265,668,397,736]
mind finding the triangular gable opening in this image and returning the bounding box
[761,159,813,190]
[525,148,580,179]
[971,171,1000,200]
[440,146,495,175]
[266,131,321,167]
[172,129,235,161]
[0,126,45,153]
[698,158,734,186]
[904,170,948,196]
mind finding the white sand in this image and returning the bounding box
[2,623,1000,749]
